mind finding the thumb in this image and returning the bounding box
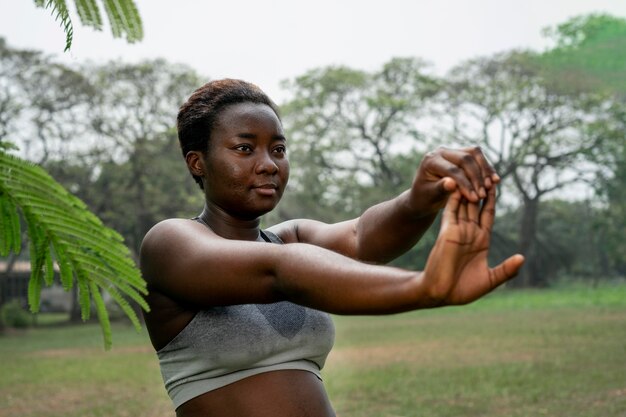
[424,177,457,202]
[439,177,457,194]
[489,254,525,288]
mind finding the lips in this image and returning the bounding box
[253,183,279,196]
[254,183,278,189]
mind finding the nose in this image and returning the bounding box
[255,150,279,174]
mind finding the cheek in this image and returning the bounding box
[220,165,248,190]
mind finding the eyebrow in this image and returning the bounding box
[236,133,286,141]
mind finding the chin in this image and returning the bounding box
[235,203,278,221]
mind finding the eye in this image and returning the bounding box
[234,144,253,153]
[272,145,287,155]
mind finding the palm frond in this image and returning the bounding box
[0,151,148,348]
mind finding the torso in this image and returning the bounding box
[176,370,336,417]
[142,226,336,417]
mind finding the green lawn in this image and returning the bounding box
[1,283,625,417]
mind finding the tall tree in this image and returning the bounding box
[540,13,626,278]
[85,59,202,253]
[540,14,626,98]
[443,51,609,286]
[277,58,440,224]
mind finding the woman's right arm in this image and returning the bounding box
[140,188,523,314]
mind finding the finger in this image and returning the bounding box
[442,190,462,227]
[440,149,486,200]
[425,177,457,201]
[458,196,469,223]
[479,185,497,229]
[470,148,499,189]
[489,254,525,288]
[467,197,480,224]
[428,156,479,202]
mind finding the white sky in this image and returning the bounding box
[1,0,625,102]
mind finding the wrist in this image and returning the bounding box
[401,190,442,220]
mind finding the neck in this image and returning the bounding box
[199,203,262,241]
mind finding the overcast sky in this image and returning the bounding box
[1,1,625,101]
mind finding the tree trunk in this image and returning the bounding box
[516,197,541,287]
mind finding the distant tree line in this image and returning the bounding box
[1,13,624,292]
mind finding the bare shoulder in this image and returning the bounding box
[140,219,219,283]
[142,218,213,253]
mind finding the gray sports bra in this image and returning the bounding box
[157,229,336,409]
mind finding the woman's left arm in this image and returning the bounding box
[271,146,499,263]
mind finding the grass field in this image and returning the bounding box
[1,283,625,417]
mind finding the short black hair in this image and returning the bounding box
[177,79,280,188]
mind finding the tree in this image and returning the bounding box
[540,14,626,97]
[85,59,203,253]
[443,51,610,286]
[540,14,626,278]
[276,58,440,224]
[0,0,147,346]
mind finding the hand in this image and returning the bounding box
[409,146,499,215]
[421,187,524,306]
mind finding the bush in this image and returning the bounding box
[1,300,33,328]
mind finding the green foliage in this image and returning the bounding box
[0,299,33,328]
[0,151,148,348]
[541,14,626,96]
[34,0,74,51]
[277,58,439,224]
[33,0,143,52]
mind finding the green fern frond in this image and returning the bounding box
[103,0,143,43]
[0,192,21,255]
[26,214,48,313]
[34,0,74,52]
[105,284,142,329]
[0,151,148,347]
[90,281,112,350]
[75,0,103,30]
[35,0,143,51]
[77,271,91,321]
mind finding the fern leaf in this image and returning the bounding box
[53,244,74,290]
[34,0,75,52]
[77,271,91,321]
[0,151,148,347]
[103,0,143,43]
[104,284,142,331]
[28,271,44,314]
[44,243,55,286]
[26,214,48,313]
[75,0,103,30]
[90,281,112,350]
[114,0,143,41]
[0,192,21,256]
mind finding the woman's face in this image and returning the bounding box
[198,102,290,220]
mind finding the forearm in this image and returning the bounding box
[271,242,436,314]
[354,190,439,263]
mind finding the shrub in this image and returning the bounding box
[1,300,33,328]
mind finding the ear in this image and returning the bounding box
[185,151,205,177]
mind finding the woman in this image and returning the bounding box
[140,79,524,417]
